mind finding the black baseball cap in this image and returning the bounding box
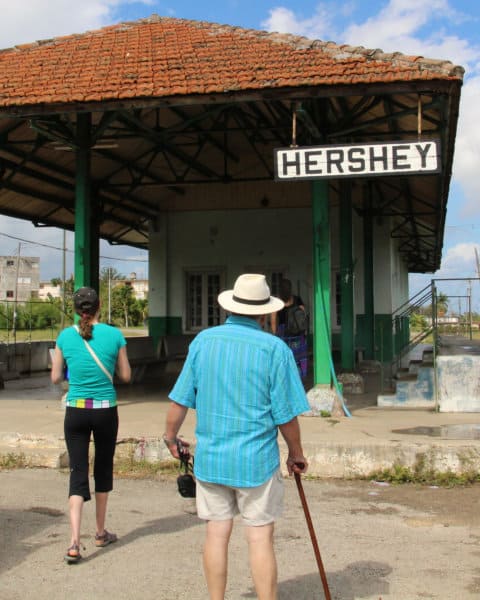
[73,287,99,314]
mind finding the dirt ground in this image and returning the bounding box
[1,469,479,600]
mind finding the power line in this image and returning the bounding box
[0,231,148,263]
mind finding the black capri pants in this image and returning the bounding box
[64,406,119,501]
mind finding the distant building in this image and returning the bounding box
[38,281,62,300]
[0,256,40,302]
[425,316,460,325]
[125,273,148,300]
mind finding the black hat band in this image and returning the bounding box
[232,294,270,306]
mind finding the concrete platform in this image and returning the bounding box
[1,371,480,478]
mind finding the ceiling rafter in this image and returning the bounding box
[229,107,274,178]
[0,77,460,269]
[116,111,220,180]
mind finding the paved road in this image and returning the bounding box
[1,469,479,599]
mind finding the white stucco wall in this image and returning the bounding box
[148,201,405,332]
[148,220,168,316]
[164,208,312,326]
[353,211,364,315]
[373,219,394,314]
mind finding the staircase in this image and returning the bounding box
[378,344,435,407]
[375,283,438,407]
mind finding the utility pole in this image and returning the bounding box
[61,230,66,328]
[12,243,21,339]
[108,267,112,324]
[468,282,473,341]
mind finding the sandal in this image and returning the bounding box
[95,529,117,547]
[64,544,82,564]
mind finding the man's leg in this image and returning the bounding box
[245,523,277,600]
[203,519,233,600]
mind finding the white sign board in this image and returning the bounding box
[274,139,441,181]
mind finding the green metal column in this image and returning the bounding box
[340,181,354,370]
[312,180,331,385]
[363,185,375,359]
[74,112,98,290]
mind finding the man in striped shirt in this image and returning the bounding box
[164,273,309,600]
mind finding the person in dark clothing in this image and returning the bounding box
[270,278,308,378]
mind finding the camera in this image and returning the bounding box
[176,439,196,498]
[177,473,196,498]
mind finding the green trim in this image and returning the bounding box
[375,314,393,362]
[394,316,410,355]
[363,188,375,359]
[312,180,331,385]
[74,112,96,290]
[148,316,183,347]
[356,313,401,363]
[340,182,354,370]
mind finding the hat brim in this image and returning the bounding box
[218,290,284,315]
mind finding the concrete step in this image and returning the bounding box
[379,365,435,408]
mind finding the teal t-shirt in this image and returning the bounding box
[56,324,126,407]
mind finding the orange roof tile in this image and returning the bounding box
[0,15,464,109]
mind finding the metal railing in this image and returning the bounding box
[383,277,480,399]
[380,283,434,391]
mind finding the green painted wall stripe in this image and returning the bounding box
[74,112,96,291]
[148,316,183,348]
[312,180,331,385]
[340,182,354,370]
[363,186,375,360]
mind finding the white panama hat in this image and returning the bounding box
[218,273,284,315]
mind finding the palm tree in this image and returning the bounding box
[436,292,449,317]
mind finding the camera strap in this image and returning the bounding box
[176,440,196,498]
[177,440,194,473]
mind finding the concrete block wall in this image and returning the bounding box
[437,355,480,412]
[0,341,55,375]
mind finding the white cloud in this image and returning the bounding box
[452,74,480,217]
[261,5,333,40]
[0,0,153,49]
[342,0,477,68]
[0,1,150,280]
[409,241,480,310]
[263,1,480,225]
[340,1,480,223]
[343,2,480,224]
[411,242,480,283]
[435,242,479,278]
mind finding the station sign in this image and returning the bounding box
[274,139,441,181]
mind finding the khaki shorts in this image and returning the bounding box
[196,469,284,526]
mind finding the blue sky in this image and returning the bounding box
[0,0,479,309]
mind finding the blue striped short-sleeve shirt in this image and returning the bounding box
[169,316,310,487]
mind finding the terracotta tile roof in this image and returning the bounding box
[0,15,464,108]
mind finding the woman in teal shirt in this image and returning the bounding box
[51,287,131,563]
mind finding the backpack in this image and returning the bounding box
[284,305,307,336]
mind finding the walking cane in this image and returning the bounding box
[294,466,332,600]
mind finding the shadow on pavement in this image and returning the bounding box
[241,560,391,599]
[0,507,64,576]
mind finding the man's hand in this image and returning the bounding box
[279,417,308,476]
[286,455,308,476]
[163,435,190,459]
